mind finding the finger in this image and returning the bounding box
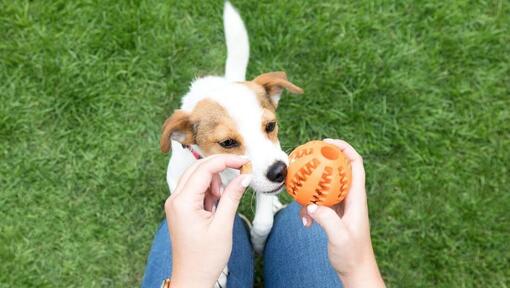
[172,157,205,196]
[324,139,364,186]
[204,193,213,211]
[323,139,367,221]
[323,139,364,180]
[323,139,362,163]
[204,174,221,212]
[300,206,313,227]
[179,155,249,203]
[204,174,221,211]
[210,173,222,197]
[204,192,218,212]
[212,174,252,228]
[174,154,231,196]
[168,158,210,216]
[197,154,249,174]
[306,203,347,244]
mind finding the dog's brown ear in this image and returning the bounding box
[160,110,194,153]
[252,71,303,107]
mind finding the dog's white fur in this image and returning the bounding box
[165,2,288,286]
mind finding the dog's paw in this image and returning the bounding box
[214,266,228,288]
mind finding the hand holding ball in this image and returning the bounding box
[285,141,352,206]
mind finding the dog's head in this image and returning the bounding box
[160,71,303,194]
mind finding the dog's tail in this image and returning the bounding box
[223,1,249,81]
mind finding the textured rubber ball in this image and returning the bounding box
[285,140,352,206]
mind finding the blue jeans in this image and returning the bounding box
[141,202,343,287]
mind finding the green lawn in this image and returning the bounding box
[1,0,509,287]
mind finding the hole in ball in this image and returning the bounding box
[321,145,339,160]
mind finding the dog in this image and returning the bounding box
[160,2,303,286]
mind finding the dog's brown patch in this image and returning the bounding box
[240,162,252,174]
[261,109,279,143]
[160,99,246,155]
[243,81,276,111]
[251,71,303,107]
[160,110,194,153]
[243,71,303,111]
[162,72,302,154]
[190,99,246,156]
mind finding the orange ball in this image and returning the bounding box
[285,140,352,206]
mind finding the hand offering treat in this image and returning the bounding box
[285,140,352,206]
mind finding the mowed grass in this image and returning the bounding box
[1,0,509,287]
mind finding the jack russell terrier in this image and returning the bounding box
[160,2,303,286]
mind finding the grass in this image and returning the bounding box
[1,0,509,287]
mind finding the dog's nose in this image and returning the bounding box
[266,161,287,183]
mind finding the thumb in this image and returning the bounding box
[307,204,347,242]
[213,174,252,228]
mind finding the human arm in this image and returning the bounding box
[301,139,385,287]
[164,155,251,288]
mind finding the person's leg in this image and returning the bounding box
[141,216,254,288]
[264,202,343,288]
[141,220,171,288]
[226,215,255,287]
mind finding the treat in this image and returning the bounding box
[240,162,252,174]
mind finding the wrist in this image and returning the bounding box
[170,276,212,288]
[170,269,215,288]
[338,255,384,288]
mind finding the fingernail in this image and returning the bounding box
[302,217,308,226]
[307,204,318,214]
[219,186,224,195]
[241,174,252,187]
[240,155,250,160]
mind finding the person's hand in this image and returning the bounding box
[165,154,252,288]
[301,139,385,288]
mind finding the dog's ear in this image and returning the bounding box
[252,71,303,107]
[160,110,194,153]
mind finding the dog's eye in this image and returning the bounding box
[219,139,239,149]
[265,122,276,133]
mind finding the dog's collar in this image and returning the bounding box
[182,144,203,160]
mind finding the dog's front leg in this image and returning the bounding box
[251,193,283,254]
